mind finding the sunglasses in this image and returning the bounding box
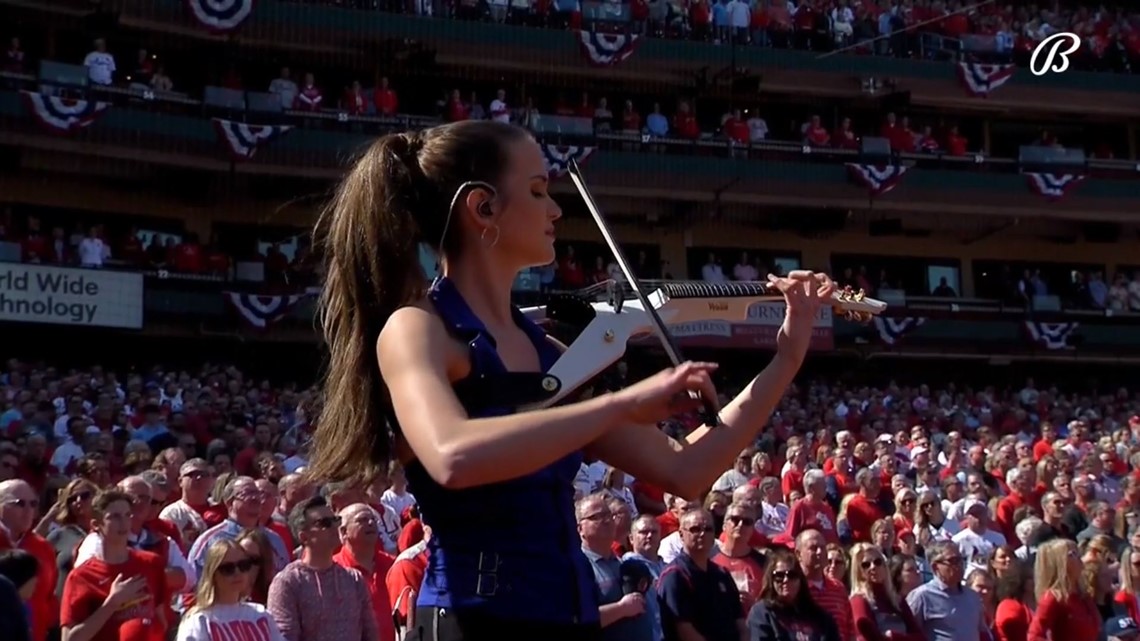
[772,570,802,583]
[685,525,714,534]
[861,557,886,570]
[182,470,209,480]
[5,498,39,509]
[826,558,846,567]
[71,491,94,503]
[311,516,340,530]
[726,515,755,527]
[216,559,256,577]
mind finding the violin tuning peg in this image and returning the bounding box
[855,289,865,302]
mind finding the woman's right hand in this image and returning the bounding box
[610,361,719,425]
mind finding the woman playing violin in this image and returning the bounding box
[307,119,835,641]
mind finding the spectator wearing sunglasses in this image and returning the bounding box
[187,476,290,585]
[175,539,285,641]
[747,549,841,641]
[907,540,986,641]
[712,502,766,613]
[658,508,745,641]
[267,496,377,641]
[0,479,57,641]
[43,478,98,599]
[848,542,925,641]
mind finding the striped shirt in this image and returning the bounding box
[186,518,289,579]
[808,575,856,641]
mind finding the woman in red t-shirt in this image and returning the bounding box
[1027,539,1101,641]
[61,489,169,641]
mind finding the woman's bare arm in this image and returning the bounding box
[379,305,628,490]
[586,273,829,498]
[587,349,801,499]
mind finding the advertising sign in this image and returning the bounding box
[0,264,144,329]
[662,301,834,351]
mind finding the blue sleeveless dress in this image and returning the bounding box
[402,277,600,625]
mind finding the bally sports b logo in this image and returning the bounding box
[1029,32,1082,77]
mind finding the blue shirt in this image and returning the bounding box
[584,548,655,641]
[406,277,599,625]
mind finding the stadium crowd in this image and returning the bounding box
[287,0,1140,73]
[0,358,1138,641]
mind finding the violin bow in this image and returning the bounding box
[566,159,722,426]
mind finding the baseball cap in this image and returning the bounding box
[963,499,988,516]
[1105,616,1139,639]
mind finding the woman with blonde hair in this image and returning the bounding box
[1113,546,1140,621]
[1079,558,1117,621]
[1027,538,1100,641]
[176,538,285,641]
[892,488,918,537]
[870,518,896,558]
[848,543,925,641]
[235,528,278,605]
[41,478,98,598]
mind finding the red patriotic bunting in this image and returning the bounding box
[224,292,305,329]
[873,317,926,345]
[540,144,595,178]
[1024,321,1079,350]
[186,0,255,33]
[212,118,292,161]
[956,62,1015,98]
[846,163,908,197]
[577,31,640,66]
[1024,172,1085,201]
[21,91,110,135]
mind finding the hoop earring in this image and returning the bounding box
[481,225,500,249]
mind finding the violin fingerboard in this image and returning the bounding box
[656,281,777,299]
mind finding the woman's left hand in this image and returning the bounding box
[767,270,836,317]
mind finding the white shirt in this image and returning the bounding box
[759,501,790,537]
[78,237,107,266]
[159,500,210,546]
[76,530,197,593]
[711,469,750,493]
[380,489,416,520]
[658,531,720,564]
[176,603,286,641]
[747,117,769,142]
[702,263,727,282]
[372,502,402,554]
[83,51,116,85]
[489,99,510,123]
[951,527,1006,571]
[49,441,85,472]
[733,263,759,281]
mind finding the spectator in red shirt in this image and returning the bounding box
[294,72,323,112]
[1027,538,1100,641]
[60,489,169,641]
[723,109,750,145]
[171,234,203,274]
[620,100,641,132]
[445,89,468,122]
[673,101,700,140]
[373,77,398,116]
[833,117,858,150]
[1,480,58,641]
[946,125,969,156]
[847,469,887,543]
[386,527,429,638]
[803,115,830,147]
[333,503,396,641]
[343,81,368,116]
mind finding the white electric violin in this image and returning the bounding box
[516,160,888,418]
